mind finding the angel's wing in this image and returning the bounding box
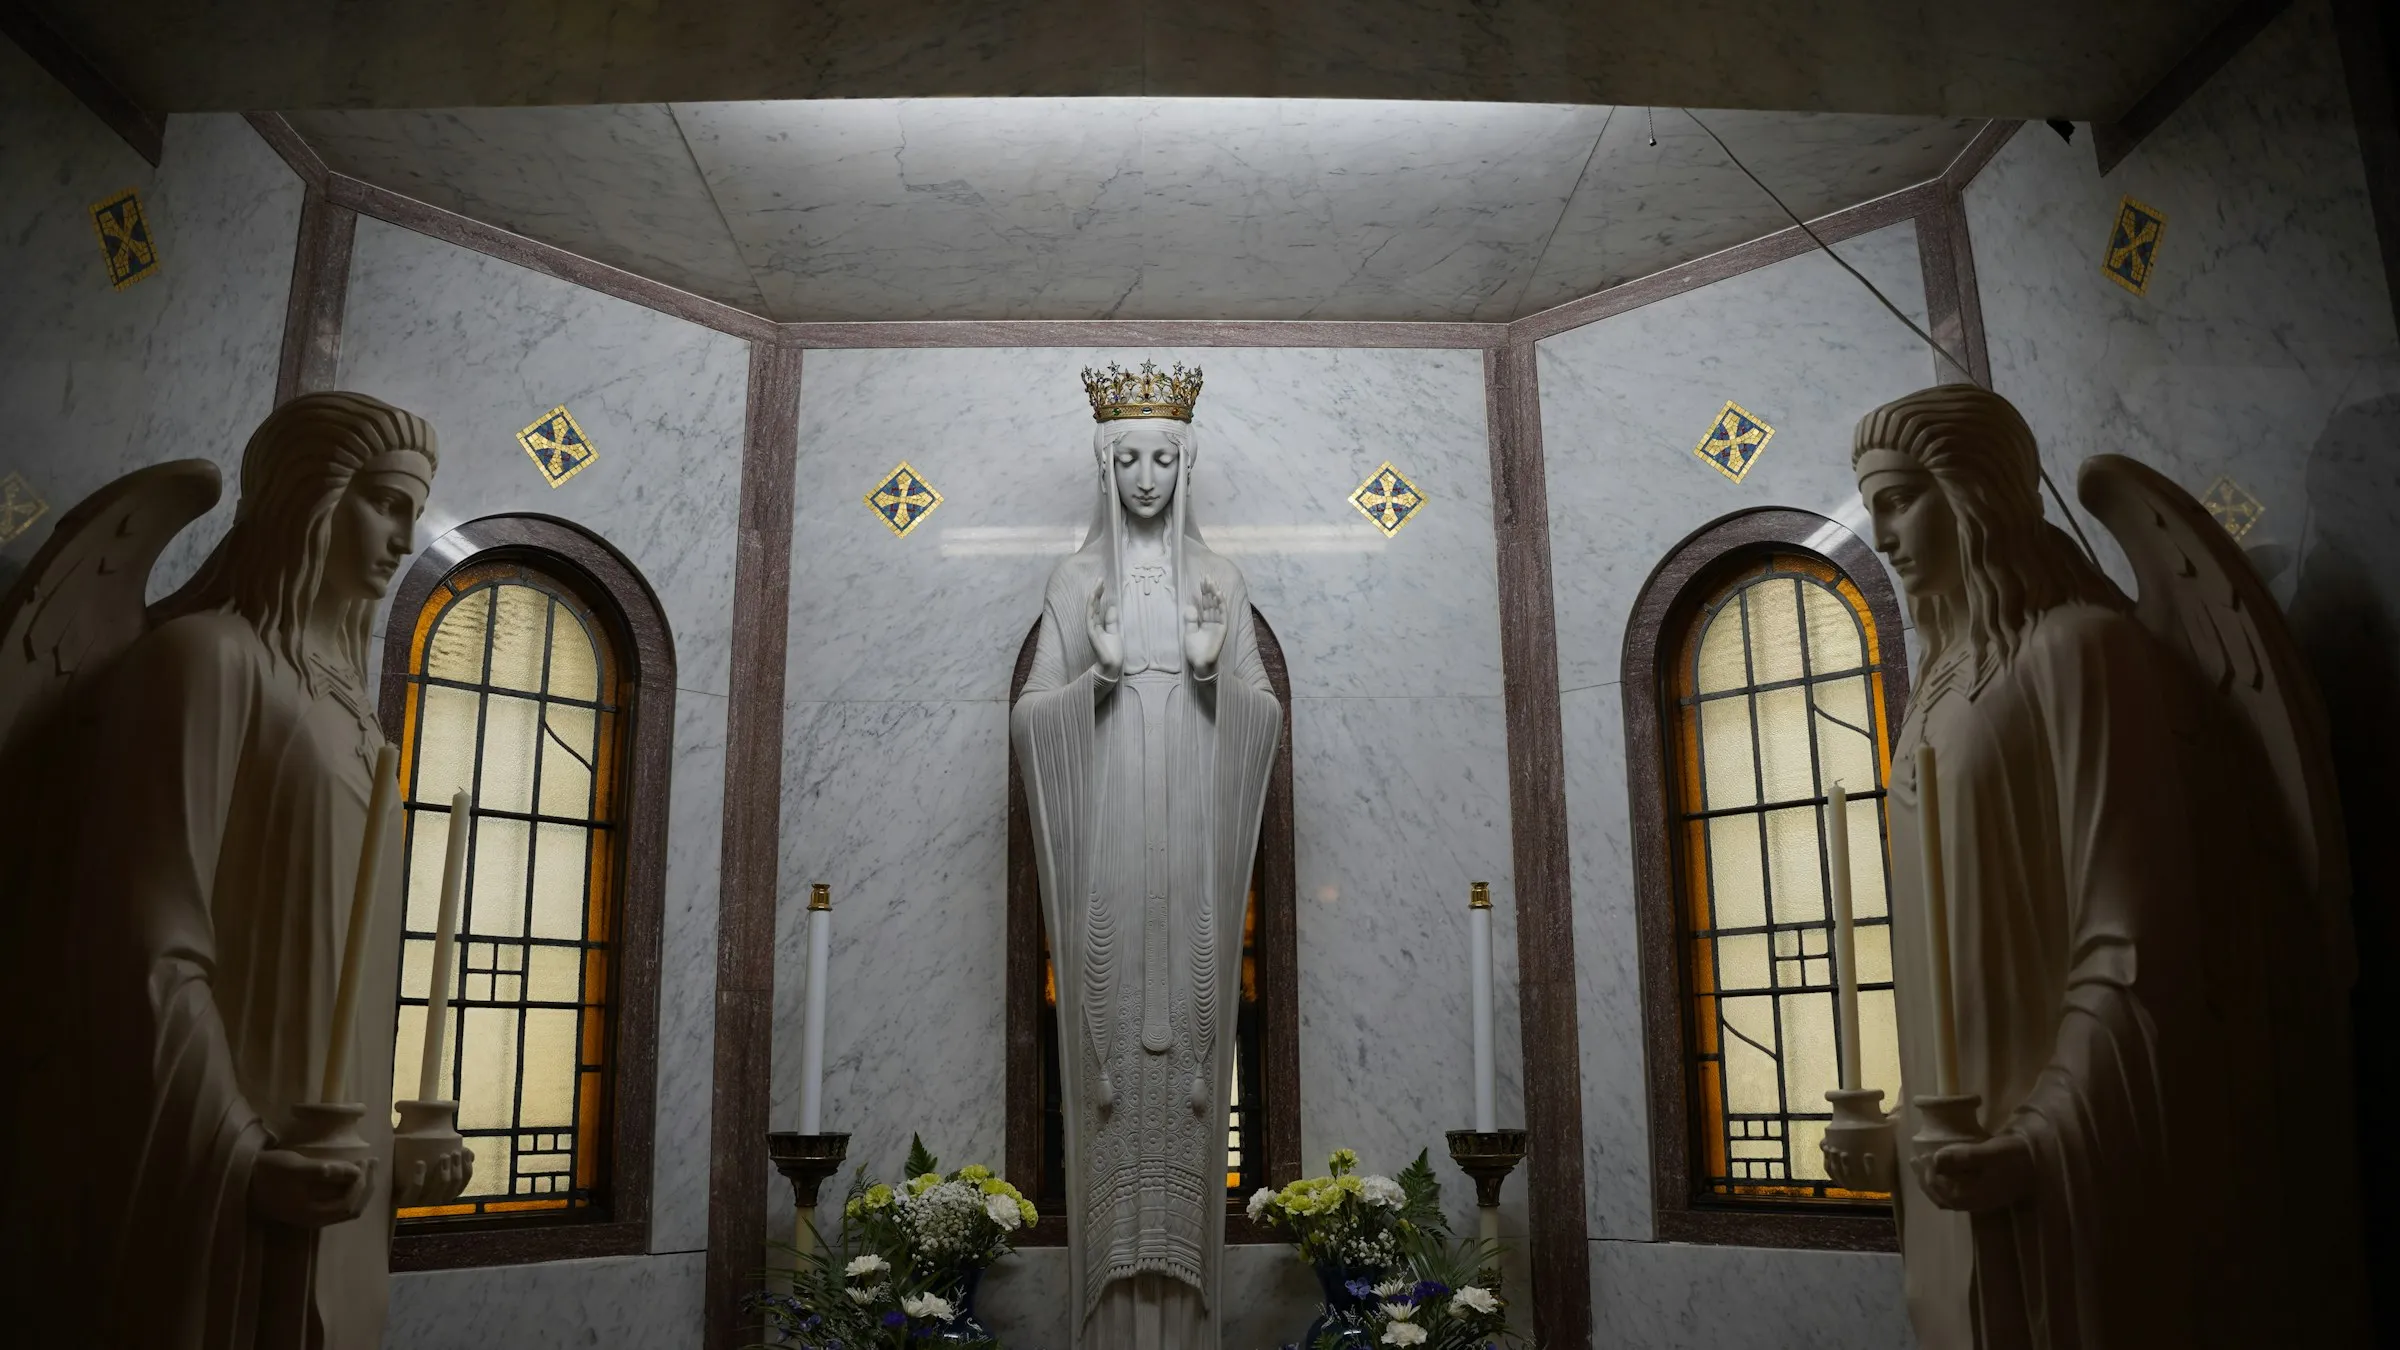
[0,459,221,761]
[2076,452,2352,984]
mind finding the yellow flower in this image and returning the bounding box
[1328,1148,1359,1176]
[908,1173,942,1195]
[863,1183,894,1208]
[1017,1198,1038,1225]
[956,1165,993,1182]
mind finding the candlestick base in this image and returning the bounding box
[769,1130,850,1255]
[280,1101,372,1166]
[1908,1093,1988,1159]
[1445,1128,1528,1210]
[392,1099,474,1208]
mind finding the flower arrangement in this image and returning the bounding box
[751,1136,1035,1349]
[1247,1148,1446,1269]
[1302,1242,1516,1350]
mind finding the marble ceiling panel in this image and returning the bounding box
[284,104,771,313]
[1515,109,1985,316]
[675,97,1611,322]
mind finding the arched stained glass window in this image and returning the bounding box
[1624,509,1908,1251]
[1671,553,1901,1203]
[391,560,626,1223]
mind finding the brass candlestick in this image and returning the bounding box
[767,1131,851,1257]
[1446,1127,1527,1247]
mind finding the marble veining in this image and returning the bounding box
[787,346,1500,705]
[385,1251,705,1350]
[651,691,727,1254]
[1589,1240,1910,1349]
[284,104,771,313]
[0,85,302,598]
[1964,0,2400,607]
[339,216,751,699]
[1536,219,1927,696]
[1560,683,1653,1241]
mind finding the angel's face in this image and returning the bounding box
[324,469,429,603]
[1111,425,1182,522]
[1861,465,1962,603]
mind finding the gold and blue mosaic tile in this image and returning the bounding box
[866,462,943,536]
[1350,461,1425,536]
[2104,197,2166,295]
[91,188,160,290]
[517,405,599,487]
[1693,401,1774,483]
[0,472,50,545]
[2201,476,2265,540]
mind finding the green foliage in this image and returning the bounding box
[1394,1149,1450,1240]
[905,1133,941,1180]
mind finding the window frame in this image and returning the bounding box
[1621,507,1908,1252]
[1004,606,1301,1246]
[376,514,676,1270]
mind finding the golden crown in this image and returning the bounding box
[1081,360,1203,422]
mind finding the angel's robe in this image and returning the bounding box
[1887,601,2365,1349]
[1010,542,1279,1350]
[0,610,400,1348]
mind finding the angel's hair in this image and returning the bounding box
[173,391,438,692]
[1852,384,2118,669]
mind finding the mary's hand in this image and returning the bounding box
[1086,581,1123,684]
[1183,579,1227,676]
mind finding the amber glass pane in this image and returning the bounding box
[1670,554,1899,1205]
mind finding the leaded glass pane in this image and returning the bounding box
[1672,558,1899,1205]
[392,567,623,1225]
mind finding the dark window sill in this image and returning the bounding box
[1654,1204,1897,1253]
[392,1217,648,1270]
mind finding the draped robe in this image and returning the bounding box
[0,609,402,1348]
[1011,541,1280,1350]
[1885,601,2365,1349]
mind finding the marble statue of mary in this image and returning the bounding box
[1011,363,1282,1350]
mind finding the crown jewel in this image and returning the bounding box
[1081,360,1203,422]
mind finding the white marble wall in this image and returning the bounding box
[339,218,752,1347]
[1534,220,1930,1346]
[1965,0,2400,605]
[774,345,1528,1346]
[0,43,302,593]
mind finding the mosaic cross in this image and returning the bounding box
[90,189,160,290]
[0,472,50,545]
[1694,401,1775,483]
[2200,476,2265,541]
[1350,461,1426,536]
[2104,197,2167,296]
[516,405,599,488]
[866,462,944,536]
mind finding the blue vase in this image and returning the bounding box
[1301,1263,1382,1350]
[925,1265,990,1344]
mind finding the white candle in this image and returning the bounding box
[1469,881,1497,1133]
[416,790,473,1102]
[1827,781,1862,1092]
[799,883,833,1134]
[322,744,400,1104]
[1915,744,1960,1096]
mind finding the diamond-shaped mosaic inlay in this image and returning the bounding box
[1693,401,1775,483]
[2201,475,2265,541]
[516,405,599,488]
[0,472,49,545]
[90,188,160,290]
[866,461,944,536]
[1350,461,1426,536]
[2104,196,2167,296]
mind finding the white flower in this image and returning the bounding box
[1246,1187,1277,1220]
[986,1192,1024,1230]
[1451,1285,1499,1315]
[1381,1323,1428,1347]
[901,1293,956,1322]
[844,1254,889,1280]
[1373,1278,1411,1298]
[1379,1302,1418,1322]
[843,1284,884,1306]
[1360,1175,1405,1209]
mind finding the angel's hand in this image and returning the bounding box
[1183,579,1227,676]
[1912,1132,2034,1212]
[1086,582,1123,685]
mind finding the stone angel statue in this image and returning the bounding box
[1010,363,1281,1350]
[1822,384,2369,1348]
[0,392,475,1350]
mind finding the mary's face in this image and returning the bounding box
[1860,463,1962,604]
[1111,426,1182,521]
[324,468,430,603]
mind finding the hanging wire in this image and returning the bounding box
[1679,108,2103,567]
